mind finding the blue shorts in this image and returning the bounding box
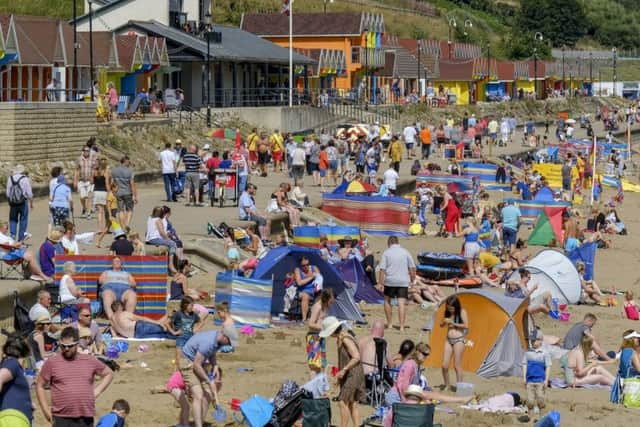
[134,320,171,339]
[503,227,517,247]
[329,160,338,171]
[562,179,571,191]
[175,333,194,348]
[319,169,327,177]
[102,282,132,302]
[405,143,414,150]
[2,248,25,261]
[300,283,315,296]
[490,132,497,140]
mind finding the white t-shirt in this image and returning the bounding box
[28,303,51,322]
[59,274,76,303]
[291,147,306,166]
[0,232,14,258]
[403,126,417,144]
[383,168,399,190]
[146,217,162,241]
[159,149,177,174]
[61,236,80,255]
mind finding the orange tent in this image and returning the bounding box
[425,289,531,378]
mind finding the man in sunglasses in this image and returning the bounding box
[36,326,114,427]
[75,306,104,354]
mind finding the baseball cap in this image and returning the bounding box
[223,324,239,347]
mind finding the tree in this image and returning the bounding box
[504,31,552,60]
[518,0,586,47]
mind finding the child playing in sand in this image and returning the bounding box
[128,232,145,256]
[623,290,639,320]
[169,296,202,366]
[522,329,551,415]
[96,399,130,427]
[302,361,330,398]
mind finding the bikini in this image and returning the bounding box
[446,312,468,345]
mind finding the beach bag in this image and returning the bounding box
[172,177,184,195]
[302,398,331,427]
[624,378,640,408]
[625,304,640,320]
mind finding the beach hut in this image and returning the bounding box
[527,207,565,246]
[508,250,582,305]
[215,273,273,328]
[250,246,364,322]
[425,289,530,378]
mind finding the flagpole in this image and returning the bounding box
[288,0,293,107]
[590,133,597,205]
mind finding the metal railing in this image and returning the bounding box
[1,88,95,103]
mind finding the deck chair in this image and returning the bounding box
[365,338,394,408]
[116,95,129,118]
[125,94,145,119]
[0,245,27,280]
[392,403,440,427]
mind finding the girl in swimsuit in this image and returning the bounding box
[561,335,615,387]
[440,295,468,391]
[462,217,481,274]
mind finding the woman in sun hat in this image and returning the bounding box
[320,316,365,427]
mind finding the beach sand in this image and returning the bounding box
[28,179,640,427]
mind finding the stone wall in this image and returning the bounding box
[210,105,337,133]
[0,102,97,163]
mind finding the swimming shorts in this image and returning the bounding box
[101,282,132,302]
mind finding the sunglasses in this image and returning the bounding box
[60,342,78,349]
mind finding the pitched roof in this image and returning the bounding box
[118,20,314,65]
[240,12,384,37]
[7,15,62,65]
[497,61,515,81]
[434,59,475,81]
[60,23,115,67]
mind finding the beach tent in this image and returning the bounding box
[334,258,383,304]
[567,241,597,281]
[508,250,582,305]
[251,246,364,322]
[533,186,555,202]
[527,207,565,246]
[215,273,272,328]
[425,289,530,378]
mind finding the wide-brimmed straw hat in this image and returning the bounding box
[403,384,424,400]
[319,316,346,338]
[48,230,63,243]
[338,236,358,247]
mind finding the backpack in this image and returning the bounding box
[8,176,26,206]
[13,291,34,337]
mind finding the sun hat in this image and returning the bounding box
[403,384,424,400]
[319,316,346,338]
[78,327,92,338]
[338,235,358,247]
[222,324,239,347]
[203,143,211,150]
[625,331,640,340]
[36,315,52,325]
[113,229,127,239]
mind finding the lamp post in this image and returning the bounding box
[88,0,94,102]
[447,18,456,60]
[205,13,212,127]
[73,0,78,100]
[323,0,334,13]
[363,27,368,107]
[417,40,421,96]
[561,46,565,95]
[486,42,491,81]
[589,52,593,87]
[533,32,543,98]
[463,19,472,38]
[612,47,618,97]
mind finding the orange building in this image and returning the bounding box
[241,12,385,99]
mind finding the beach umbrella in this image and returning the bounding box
[346,181,375,193]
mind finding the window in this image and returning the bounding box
[351,47,360,64]
[169,0,183,12]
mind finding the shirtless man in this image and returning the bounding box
[409,276,446,307]
[99,257,137,319]
[109,301,176,339]
[357,320,392,376]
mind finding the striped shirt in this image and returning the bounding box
[182,153,203,173]
[39,353,109,418]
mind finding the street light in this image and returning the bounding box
[323,0,334,13]
[417,40,421,97]
[589,52,593,87]
[533,32,543,97]
[73,0,78,100]
[88,0,94,102]
[205,13,213,127]
[612,47,618,97]
[463,19,472,38]
[447,18,456,59]
[561,46,566,95]
[486,42,491,81]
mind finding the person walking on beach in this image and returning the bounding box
[6,164,33,241]
[159,142,178,202]
[74,146,96,219]
[377,236,416,332]
[109,156,137,229]
[36,327,114,427]
[440,295,468,391]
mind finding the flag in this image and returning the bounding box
[210,128,238,140]
[281,0,290,15]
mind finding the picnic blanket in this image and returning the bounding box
[549,378,610,389]
[54,255,168,320]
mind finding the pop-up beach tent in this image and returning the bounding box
[215,273,273,328]
[426,289,530,378]
[567,241,597,281]
[527,206,566,246]
[508,250,582,305]
[251,246,364,322]
[334,258,383,304]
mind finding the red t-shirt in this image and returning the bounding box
[39,354,109,418]
[206,157,221,170]
[319,151,329,170]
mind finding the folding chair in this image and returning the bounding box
[0,245,27,280]
[364,338,394,408]
[117,95,129,118]
[391,403,440,427]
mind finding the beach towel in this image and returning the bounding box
[111,337,168,342]
[549,378,610,389]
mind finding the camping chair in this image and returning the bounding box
[125,94,145,119]
[0,245,27,280]
[364,338,394,408]
[391,403,440,427]
[116,95,129,118]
